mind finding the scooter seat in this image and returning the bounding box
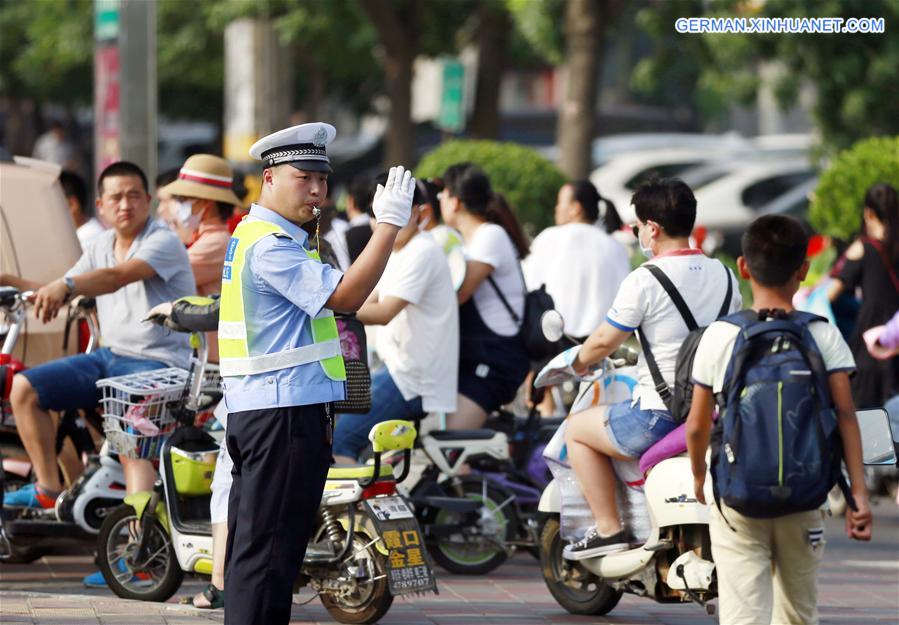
[327,463,394,481]
[427,429,497,441]
[639,423,687,475]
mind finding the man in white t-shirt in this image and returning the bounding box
[562,178,741,560]
[332,198,459,463]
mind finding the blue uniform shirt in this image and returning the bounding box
[222,204,346,413]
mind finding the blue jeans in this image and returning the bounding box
[333,367,423,461]
[605,399,678,458]
[21,348,168,412]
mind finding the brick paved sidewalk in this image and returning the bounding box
[0,591,222,624]
[1,500,896,625]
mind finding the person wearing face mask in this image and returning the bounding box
[159,155,242,366]
[561,177,741,560]
[332,176,459,463]
[160,155,241,298]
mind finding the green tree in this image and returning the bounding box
[415,140,566,231]
[811,136,899,240]
[634,0,899,152]
[0,0,93,103]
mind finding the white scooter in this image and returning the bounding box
[535,312,899,617]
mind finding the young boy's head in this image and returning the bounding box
[739,215,809,291]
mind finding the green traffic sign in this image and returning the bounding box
[438,60,465,133]
[95,0,120,42]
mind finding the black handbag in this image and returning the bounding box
[487,274,561,362]
[333,314,372,414]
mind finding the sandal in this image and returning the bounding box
[180,583,225,609]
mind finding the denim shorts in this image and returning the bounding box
[605,399,678,458]
[21,348,168,412]
[333,366,423,461]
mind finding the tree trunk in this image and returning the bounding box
[470,4,510,140]
[557,0,603,180]
[362,0,419,168]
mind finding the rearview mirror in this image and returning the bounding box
[857,408,898,466]
[541,310,565,343]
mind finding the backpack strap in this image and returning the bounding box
[636,325,672,408]
[486,275,523,327]
[638,262,732,408]
[643,265,698,331]
[717,263,734,318]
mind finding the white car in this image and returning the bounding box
[589,148,742,223]
[692,158,816,231]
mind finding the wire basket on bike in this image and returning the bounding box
[200,361,222,393]
[97,368,190,460]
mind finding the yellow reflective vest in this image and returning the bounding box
[217,219,346,381]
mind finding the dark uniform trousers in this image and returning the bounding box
[224,404,332,625]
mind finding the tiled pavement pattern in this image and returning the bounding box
[1,500,896,624]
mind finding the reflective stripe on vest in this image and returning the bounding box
[218,219,346,381]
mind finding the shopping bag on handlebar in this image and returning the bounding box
[334,314,371,414]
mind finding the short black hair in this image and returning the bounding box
[98,161,149,196]
[59,170,87,213]
[417,178,442,215]
[348,175,375,216]
[155,168,179,189]
[631,178,696,238]
[741,215,808,287]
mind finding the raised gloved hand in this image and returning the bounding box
[372,165,415,228]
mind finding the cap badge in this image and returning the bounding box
[312,127,328,148]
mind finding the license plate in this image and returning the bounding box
[366,495,414,521]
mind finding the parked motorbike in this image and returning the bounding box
[403,423,516,575]
[390,383,565,573]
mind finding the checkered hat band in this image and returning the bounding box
[267,153,329,166]
[261,143,327,165]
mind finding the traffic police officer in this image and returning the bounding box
[220,122,415,625]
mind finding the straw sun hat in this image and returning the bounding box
[161,154,241,206]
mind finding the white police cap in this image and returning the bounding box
[249,122,337,173]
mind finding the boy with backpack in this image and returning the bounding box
[686,215,872,625]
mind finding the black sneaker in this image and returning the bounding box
[562,527,630,561]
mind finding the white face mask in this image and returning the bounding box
[417,214,431,232]
[638,223,655,259]
[174,199,201,231]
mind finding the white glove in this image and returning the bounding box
[372,165,415,228]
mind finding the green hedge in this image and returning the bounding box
[810,136,899,240]
[415,140,566,232]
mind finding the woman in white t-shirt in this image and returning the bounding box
[440,163,531,429]
[561,178,741,561]
[523,180,630,339]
